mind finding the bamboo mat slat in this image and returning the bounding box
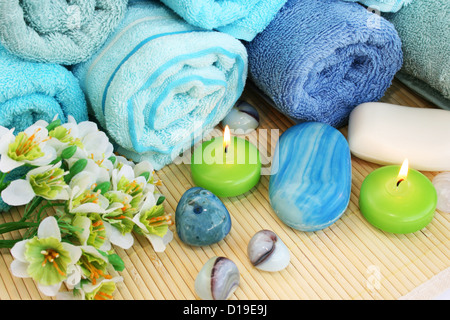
[1,79,449,300]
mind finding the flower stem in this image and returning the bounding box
[0,172,6,192]
[0,221,39,248]
[0,221,39,234]
[0,239,23,248]
[20,196,44,222]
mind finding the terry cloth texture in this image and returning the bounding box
[72,0,248,170]
[158,0,287,41]
[0,45,88,132]
[245,0,403,128]
[386,0,450,110]
[342,0,413,12]
[0,0,128,65]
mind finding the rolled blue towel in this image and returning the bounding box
[73,0,247,170]
[0,45,88,132]
[0,0,128,65]
[246,0,403,127]
[385,0,450,110]
[342,0,413,12]
[158,0,287,41]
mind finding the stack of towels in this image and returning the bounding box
[73,0,249,170]
[0,45,87,131]
[158,0,287,41]
[343,0,413,12]
[385,0,450,110]
[0,0,128,65]
[1,0,444,170]
[0,0,130,131]
[245,0,403,127]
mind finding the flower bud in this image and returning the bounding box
[61,145,77,159]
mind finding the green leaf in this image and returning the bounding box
[107,253,125,272]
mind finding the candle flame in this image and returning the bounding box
[397,158,409,186]
[223,125,230,153]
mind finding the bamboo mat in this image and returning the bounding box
[1,79,449,300]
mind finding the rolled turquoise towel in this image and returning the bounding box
[246,0,403,127]
[158,0,287,41]
[385,0,450,110]
[0,0,128,65]
[73,0,247,170]
[0,45,88,132]
[342,0,413,12]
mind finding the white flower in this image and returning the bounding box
[68,158,111,185]
[74,125,114,165]
[56,276,123,300]
[102,221,134,250]
[10,216,82,296]
[67,171,121,215]
[132,193,173,252]
[1,162,69,206]
[0,125,56,173]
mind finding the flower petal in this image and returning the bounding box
[104,222,134,249]
[0,154,22,173]
[70,202,106,214]
[24,125,48,139]
[33,120,50,127]
[0,127,14,153]
[28,144,56,167]
[65,264,82,289]
[133,161,154,178]
[140,193,157,212]
[77,121,98,137]
[52,188,69,201]
[37,216,61,241]
[62,242,82,264]
[99,240,111,252]
[38,282,62,297]
[0,125,10,137]
[72,216,91,245]
[10,239,29,262]
[56,291,84,300]
[146,229,173,252]
[1,179,35,206]
[10,260,30,278]
[118,164,135,182]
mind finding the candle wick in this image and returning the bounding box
[396,179,404,187]
[224,145,228,154]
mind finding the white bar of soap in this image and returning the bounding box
[347,102,450,171]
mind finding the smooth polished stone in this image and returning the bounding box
[195,256,240,300]
[269,122,351,231]
[221,100,259,134]
[247,230,290,272]
[432,172,450,213]
[175,187,231,246]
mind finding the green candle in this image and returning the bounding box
[359,160,437,234]
[191,126,261,197]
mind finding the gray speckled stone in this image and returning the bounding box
[175,187,231,246]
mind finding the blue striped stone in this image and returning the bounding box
[269,122,351,231]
